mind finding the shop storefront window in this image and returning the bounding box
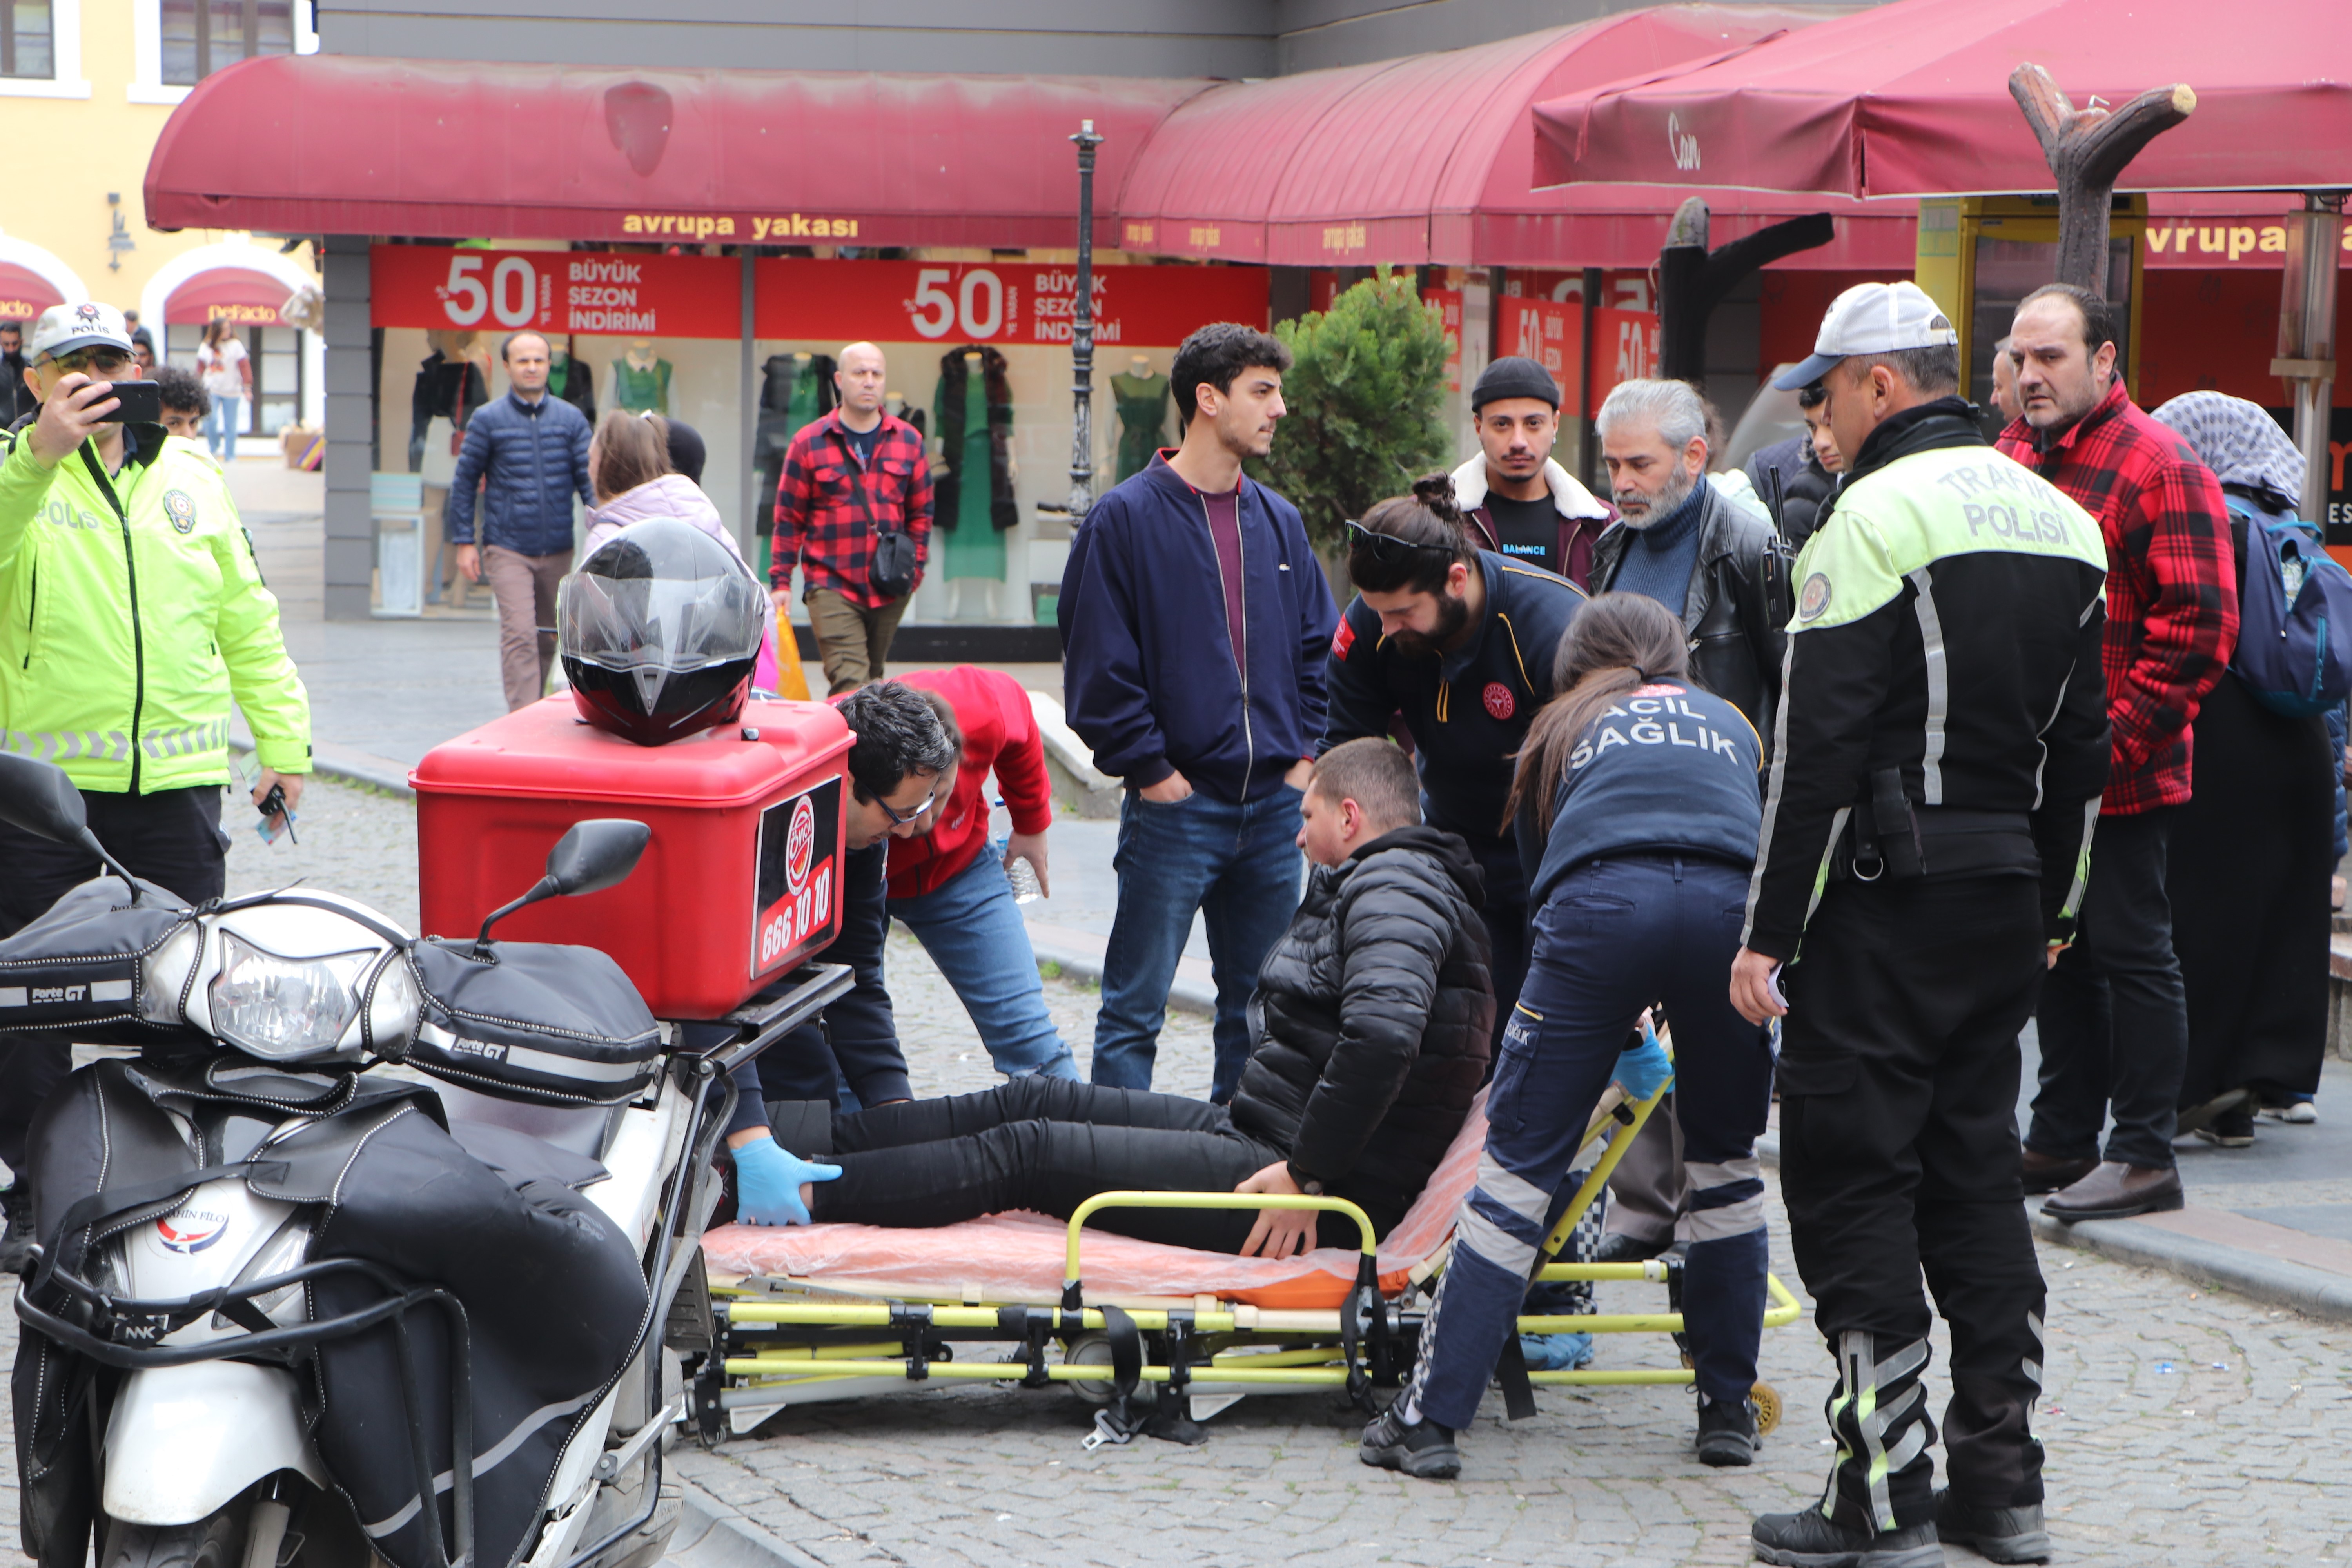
[160,0,290,86]
[164,320,304,437]
[0,0,53,78]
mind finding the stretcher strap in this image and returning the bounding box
[1495,1336,1538,1421]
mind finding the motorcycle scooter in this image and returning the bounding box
[0,750,848,1568]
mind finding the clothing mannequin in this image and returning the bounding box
[612,339,672,415]
[1110,354,1171,482]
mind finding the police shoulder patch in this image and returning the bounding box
[1797,572,1832,621]
[162,488,197,534]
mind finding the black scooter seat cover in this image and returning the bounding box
[400,938,661,1107]
[12,1058,650,1568]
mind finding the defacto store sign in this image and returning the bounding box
[755,259,1269,347]
[370,247,741,338]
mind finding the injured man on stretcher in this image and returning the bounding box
[731,739,1672,1256]
[736,739,1490,1256]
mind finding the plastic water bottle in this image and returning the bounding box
[1006,855,1043,904]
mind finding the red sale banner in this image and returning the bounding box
[1588,307,1661,413]
[755,259,1267,347]
[371,247,741,338]
[1495,297,1584,413]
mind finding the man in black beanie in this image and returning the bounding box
[1449,354,1613,586]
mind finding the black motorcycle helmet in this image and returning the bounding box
[558,519,766,746]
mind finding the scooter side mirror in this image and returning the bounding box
[0,750,141,901]
[544,819,652,898]
[474,819,650,955]
[0,749,91,843]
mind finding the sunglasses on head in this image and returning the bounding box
[1343,519,1458,566]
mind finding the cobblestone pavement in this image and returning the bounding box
[8,785,2350,1566]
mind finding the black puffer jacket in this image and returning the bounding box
[1230,825,1495,1230]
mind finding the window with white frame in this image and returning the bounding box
[132,0,312,104]
[0,1,53,79]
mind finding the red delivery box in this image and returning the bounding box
[412,696,853,1019]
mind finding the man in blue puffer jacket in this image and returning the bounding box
[446,331,593,710]
[1059,322,1339,1102]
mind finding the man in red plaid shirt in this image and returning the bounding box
[770,342,933,694]
[2000,283,2238,1223]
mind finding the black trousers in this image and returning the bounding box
[777,1077,1370,1253]
[0,786,229,1172]
[2028,808,2189,1169]
[1466,833,1531,1049]
[1777,874,2049,1531]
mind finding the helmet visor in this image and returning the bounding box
[559,559,765,675]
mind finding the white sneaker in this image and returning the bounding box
[2260,1101,2319,1125]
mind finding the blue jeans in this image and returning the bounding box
[205,394,242,460]
[1093,783,1304,1102]
[1403,854,1776,1426]
[889,840,1077,1082]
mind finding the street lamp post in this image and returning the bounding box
[1054,119,1106,522]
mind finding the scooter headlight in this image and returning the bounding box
[207,934,372,1060]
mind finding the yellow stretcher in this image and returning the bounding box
[691,1077,1800,1446]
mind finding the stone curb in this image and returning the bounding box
[666,1476,823,1568]
[1026,932,1216,1018]
[1758,1131,2352,1325]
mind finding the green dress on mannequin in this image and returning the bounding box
[612,352,672,414]
[1110,367,1171,481]
[942,352,1005,581]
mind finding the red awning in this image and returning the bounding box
[165,267,292,325]
[145,54,1211,248]
[1115,4,1920,269]
[0,263,62,321]
[1533,0,2352,197]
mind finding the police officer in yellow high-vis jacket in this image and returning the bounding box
[0,301,310,1264]
[1728,284,2109,1568]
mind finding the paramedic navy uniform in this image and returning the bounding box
[1743,397,2109,1539]
[1321,552,1583,1030]
[1400,679,1773,1428]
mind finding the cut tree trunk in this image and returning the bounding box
[2009,64,2196,294]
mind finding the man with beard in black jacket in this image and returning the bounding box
[747,738,1495,1256]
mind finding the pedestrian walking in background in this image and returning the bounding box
[1059,321,1338,1102]
[2148,392,2336,1147]
[771,341,931,695]
[879,665,1079,1082]
[194,320,250,461]
[1447,355,1613,585]
[0,321,34,428]
[1364,592,1760,1481]
[2000,283,2239,1223]
[1743,380,1841,550]
[446,330,594,712]
[1733,281,2108,1568]
[0,301,311,1268]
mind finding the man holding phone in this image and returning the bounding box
[0,301,311,1267]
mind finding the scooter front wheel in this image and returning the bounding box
[101,1509,245,1568]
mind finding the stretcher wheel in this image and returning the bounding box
[1062,1332,1118,1405]
[1751,1381,1782,1436]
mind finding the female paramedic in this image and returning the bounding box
[1360,591,1775,1481]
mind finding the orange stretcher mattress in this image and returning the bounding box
[703,1090,1491,1308]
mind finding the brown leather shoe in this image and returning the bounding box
[2020,1148,2098,1196]
[2040,1161,2185,1223]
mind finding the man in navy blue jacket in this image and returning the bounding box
[446,331,593,710]
[1059,323,1339,1101]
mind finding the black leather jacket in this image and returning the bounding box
[1589,481,1790,750]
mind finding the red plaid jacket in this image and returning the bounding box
[773,410,933,608]
[1996,379,2237,815]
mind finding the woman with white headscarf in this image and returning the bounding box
[2150,393,2338,1144]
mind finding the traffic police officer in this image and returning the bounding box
[0,301,312,1264]
[1730,283,2108,1568]
[1322,472,1584,1031]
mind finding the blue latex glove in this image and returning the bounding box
[1612,1022,1674,1104]
[733,1136,842,1227]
